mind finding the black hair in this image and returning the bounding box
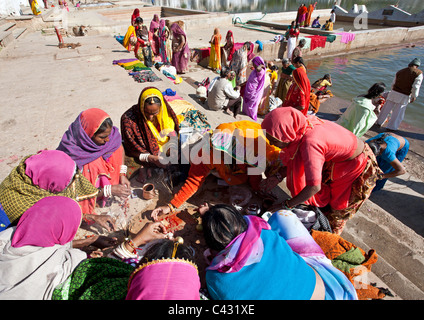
[363,82,386,99]
[94,117,113,135]
[293,56,305,66]
[142,239,194,262]
[367,134,388,156]
[244,41,251,51]
[135,17,143,24]
[144,96,162,106]
[220,66,230,78]
[323,74,331,79]
[202,204,248,251]
[270,65,278,71]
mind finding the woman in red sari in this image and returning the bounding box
[282,56,311,115]
[261,108,382,235]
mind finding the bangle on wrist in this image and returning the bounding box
[168,203,176,213]
[103,184,112,198]
[120,165,127,176]
[139,153,150,162]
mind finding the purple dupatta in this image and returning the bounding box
[243,56,266,121]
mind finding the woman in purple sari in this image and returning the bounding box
[170,23,190,74]
[242,56,266,121]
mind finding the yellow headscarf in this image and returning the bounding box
[123,25,136,50]
[140,88,176,151]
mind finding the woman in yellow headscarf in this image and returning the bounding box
[122,25,137,51]
[120,87,181,183]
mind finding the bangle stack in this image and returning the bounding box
[120,165,127,176]
[168,203,176,213]
[103,185,112,198]
[139,153,150,162]
[113,239,138,259]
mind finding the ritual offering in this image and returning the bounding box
[157,212,184,233]
[142,183,158,200]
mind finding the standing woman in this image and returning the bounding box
[158,19,171,64]
[261,108,382,235]
[149,14,160,56]
[297,4,308,27]
[229,42,251,86]
[282,56,311,115]
[120,87,180,183]
[170,23,190,74]
[366,132,409,192]
[209,28,222,72]
[286,23,300,60]
[222,30,235,68]
[243,56,266,121]
[57,108,131,216]
[131,8,140,26]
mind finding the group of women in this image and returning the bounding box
[124,9,190,74]
[0,78,382,300]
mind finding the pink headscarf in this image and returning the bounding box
[25,150,76,193]
[126,259,200,300]
[11,196,82,248]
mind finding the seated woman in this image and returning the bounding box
[337,83,386,137]
[126,238,201,300]
[0,149,100,231]
[151,120,284,220]
[202,204,357,300]
[261,108,382,235]
[121,87,181,184]
[57,108,131,219]
[52,222,200,300]
[366,132,409,192]
[0,196,90,299]
[282,56,311,116]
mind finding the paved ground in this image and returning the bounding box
[1,4,424,300]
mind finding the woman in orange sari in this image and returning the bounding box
[151,121,284,220]
[282,57,311,115]
[209,28,222,71]
[57,108,131,219]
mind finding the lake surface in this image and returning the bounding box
[305,44,424,129]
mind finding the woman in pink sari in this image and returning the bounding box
[149,14,160,56]
[261,108,382,234]
[242,56,266,121]
[170,23,190,74]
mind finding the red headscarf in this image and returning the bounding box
[225,30,235,61]
[80,107,110,138]
[131,8,140,26]
[261,108,322,200]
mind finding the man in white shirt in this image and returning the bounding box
[207,66,242,117]
[330,9,336,23]
[376,58,423,131]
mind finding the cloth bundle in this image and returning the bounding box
[129,70,162,83]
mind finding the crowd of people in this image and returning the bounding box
[0,5,420,301]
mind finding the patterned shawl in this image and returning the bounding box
[0,153,98,225]
[52,257,135,300]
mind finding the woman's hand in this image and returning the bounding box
[148,155,168,168]
[151,205,171,221]
[85,214,116,232]
[132,222,168,246]
[111,184,132,200]
[120,175,131,189]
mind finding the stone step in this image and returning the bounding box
[12,27,26,39]
[0,30,14,47]
[1,22,16,32]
